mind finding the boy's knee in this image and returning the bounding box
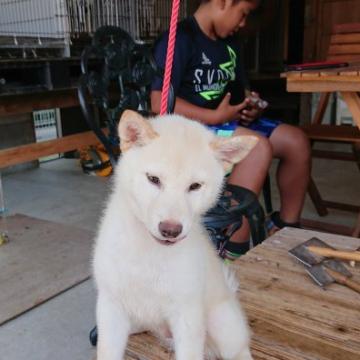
[280,126,311,160]
[233,128,272,164]
[255,136,273,163]
[292,128,311,160]
[295,127,310,145]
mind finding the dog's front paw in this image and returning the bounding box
[233,347,253,360]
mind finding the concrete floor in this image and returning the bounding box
[0,153,359,360]
[0,159,109,360]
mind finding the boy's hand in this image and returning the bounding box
[214,93,248,123]
[239,92,263,126]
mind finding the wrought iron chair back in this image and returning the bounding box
[78,26,174,168]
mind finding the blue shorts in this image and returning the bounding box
[208,117,282,138]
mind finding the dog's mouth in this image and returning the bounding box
[151,234,185,246]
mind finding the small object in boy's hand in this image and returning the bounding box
[247,96,268,110]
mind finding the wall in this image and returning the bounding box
[304,0,360,61]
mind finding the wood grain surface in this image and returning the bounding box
[91,228,360,359]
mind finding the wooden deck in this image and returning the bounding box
[100,228,360,360]
[236,227,360,359]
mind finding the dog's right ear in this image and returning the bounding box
[118,110,159,152]
[210,135,258,172]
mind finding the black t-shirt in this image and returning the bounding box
[151,16,247,110]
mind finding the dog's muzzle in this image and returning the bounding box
[159,221,183,238]
[153,221,184,246]
[153,236,185,246]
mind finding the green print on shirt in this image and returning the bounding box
[199,45,237,101]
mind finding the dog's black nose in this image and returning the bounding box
[159,221,183,238]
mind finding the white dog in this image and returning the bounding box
[93,110,258,360]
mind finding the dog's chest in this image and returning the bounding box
[108,249,205,319]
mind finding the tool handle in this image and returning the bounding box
[307,246,360,262]
[326,268,360,294]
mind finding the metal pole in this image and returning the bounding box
[0,172,9,245]
[115,0,119,26]
[96,0,101,31]
[129,0,136,39]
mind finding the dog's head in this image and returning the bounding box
[116,110,257,246]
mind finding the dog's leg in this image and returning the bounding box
[169,303,206,360]
[207,299,253,360]
[96,293,130,360]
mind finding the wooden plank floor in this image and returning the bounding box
[91,228,360,360]
[235,228,360,360]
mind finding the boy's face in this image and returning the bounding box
[213,0,258,38]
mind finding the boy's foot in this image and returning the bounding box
[267,224,280,236]
[266,211,301,237]
[220,240,250,262]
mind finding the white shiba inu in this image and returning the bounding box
[93,110,258,360]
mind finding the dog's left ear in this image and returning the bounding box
[118,110,159,152]
[210,135,258,170]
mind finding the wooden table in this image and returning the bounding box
[281,65,360,130]
[281,66,360,237]
[106,228,360,360]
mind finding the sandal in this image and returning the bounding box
[266,211,301,236]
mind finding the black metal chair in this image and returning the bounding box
[77,26,169,169]
[77,26,265,347]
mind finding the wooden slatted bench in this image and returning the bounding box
[282,63,360,234]
[302,123,360,142]
[328,23,360,62]
[0,129,103,169]
[302,124,360,164]
[282,23,360,237]
[0,87,105,170]
[300,22,360,148]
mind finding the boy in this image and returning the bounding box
[151,0,311,261]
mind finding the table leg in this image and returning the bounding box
[340,92,360,238]
[0,172,9,244]
[340,92,360,130]
[308,177,329,216]
[312,92,331,124]
[0,172,5,215]
[353,213,360,238]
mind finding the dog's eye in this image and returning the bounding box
[146,173,161,187]
[188,182,202,191]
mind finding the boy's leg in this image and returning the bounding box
[224,127,272,253]
[269,124,311,224]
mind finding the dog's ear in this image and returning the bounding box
[118,110,159,152]
[210,135,258,170]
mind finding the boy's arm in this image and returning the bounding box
[151,91,248,126]
[151,91,218,125]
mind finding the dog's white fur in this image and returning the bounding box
[93,110,258,360]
